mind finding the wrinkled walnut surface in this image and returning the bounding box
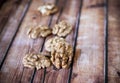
[52,21,72,37]
[45,37,65,52]
[27,25,52,39]
[22,53,51,70]
[45,37,73,69]
[37,3,58,16]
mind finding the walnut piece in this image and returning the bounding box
[45,37,65,52]
[27,25,52,39]
[22,53,51,70]
[52,21,72,37]
[37,3,58,16]
[45,37,73,69]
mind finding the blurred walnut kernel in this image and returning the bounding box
[45,37,73,69]
[22,53,51,70]
[37,3,58,16]
[52,21,72,37]
[45,37,65,52]
[27,25,52,39]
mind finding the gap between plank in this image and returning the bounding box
[67,0,83,83]
[104,0,108,83]
[0,0,32,70]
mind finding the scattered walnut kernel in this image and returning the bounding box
[45,37,66,52]
[37,3,58,16]
[50,42,73,69]
[52,21,72,37]
[22,53,51,70]
[45,37,73,69]
[27,25,52,39]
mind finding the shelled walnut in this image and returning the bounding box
[45,37,66,52]
[22,53,51,70]
[52,21,72,37]
[51,42,73,69]
[27,25,52,39]
[45,37,73,69]
[37,3,58,16]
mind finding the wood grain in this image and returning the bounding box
[0,0,23,33]
[0,0,30,67]
[108,0,120,82]
[0,0,120,82]
[71,0,105,83]
[0,0,54,82]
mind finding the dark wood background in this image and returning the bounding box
[0,0,120,83]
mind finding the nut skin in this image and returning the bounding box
[22,53,51,70]
[52,21,72,37]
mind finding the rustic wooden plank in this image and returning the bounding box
[31,0,60,82]
[0,0,31,68]
[32,0,67,82]
[0,0,55,82]
[108,0,120,83]
[0,0,32,82]
[31,0,80,83]
[18,0,56,83]
[0,0,23,34]
[21,0,57,82]
[71,0,105,83]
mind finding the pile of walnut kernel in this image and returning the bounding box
[23,3,73,70]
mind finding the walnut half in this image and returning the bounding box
[37,3,58,16]
[45,37,73,69]
[22,53,51,70]
[27,25,52,39]
[52,21,72,37]
[45,37,66,52]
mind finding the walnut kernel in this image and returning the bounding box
[52,21,72,37]
[37,3,58,16]
[27,25,52,39]
[22,53,51,70]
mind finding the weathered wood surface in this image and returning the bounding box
[0,0,120,83]
[0,0,26,33]
[71,0,105,82]
[0,0,31,67]
[108,0,120,83]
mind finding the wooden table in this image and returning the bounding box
[0,0,120,83]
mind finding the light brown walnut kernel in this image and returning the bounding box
[52,21,72,37]
[45,37,73,69]
[51,43,73,69]
[22,53,51,70]
[37,3,58,16]
[27,28,41,39]
[45,37,65,52]
[27,25,52,39]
